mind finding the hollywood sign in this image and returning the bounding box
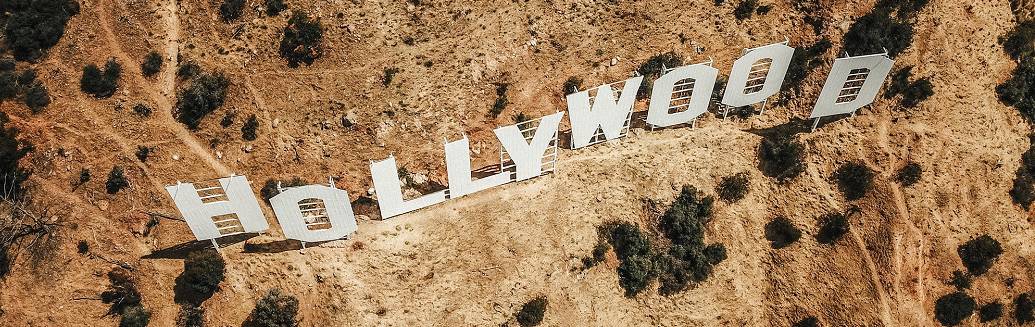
[164,41,894,246]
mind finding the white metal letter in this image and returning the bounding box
[446,136,511,198]
[566,76,643,149]
[270,183,357,243]
[721,42,794,108]
[810,53,894,118]
[370,156,447,219]
[164,175,269,241]
[495,112,564,181]
[646,63,718,127]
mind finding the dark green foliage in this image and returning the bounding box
[1012,174,1035,208]
[178,305,205,327]
[77,168,90,185]
[0,72,17,101]
[241,114,258,141]
[783,39,831,95]
[101,269,141,316]
[877,0,929,19]
[659,186,713,246]
[601,222,655,296]
[177,61,200,79]
[1017,293,1035,324]
[279,11,323,67]
[105,166,129,194]
[616,253,655,296]
[219,0,246,21]
[515,296,547,327]
[582,241,609,269]
[834,162,875,200]
[24,82,50,113]
[734,0,758,20]
[2,0,80,61]
[755,5,771,15]
[656,186,723,294]
[956,235,1002,276]
[175,250,225,304]
[794,317,819,327]
[382,67,399,87]
[716,172,750,203]
[490,83,509,118]
[265,0,286,16]
[842,10,914,58]
[764,216,800,249]
[949,270,970,290]
[816,212,849,245]
[0,113,31,199]
[80,59,121,98]
[934,291,975,326]
[998,56,1035,123]
[220,112,235,128]
[119,305,151,327]
[141,51,163,77]
[884,66,934,108]
[133,104,153,117]
[17,69,36,85]
[979,301,1002,322]
[1003,21,1035,60]
[135,146,150,162]
[897,162,922,186]
[76,240,89,254]
[247,289,299,327]
[636,52,683,99]
[175,72,229,129]
[0,58,13,72]
[260,177,305,202]
[703,243,727,265]
[562,76,582,94]
[757,137,805,182]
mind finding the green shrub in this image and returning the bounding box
[764,216,800,249]
[24,82,50,113]
[490,83,509,118]
[660,186,713,247]
[997,56,1035,123]
[794,317,819,327]
[703,243,727,265]
[716,172,750,203]
[80,59,121,98]
[834,162,875,200]
[757,137,805,182]
[141,51,163,77]
[956,235,1002,276]
[133,104,153,117]
[101,269,141,316]
[582,241,609,269]
[178,305,205,327]
[0,73,17,101]
[175,249,225,304]
[106,166,129,194]
[177,61,200,78]
[979,301,1002,322]
[897,162,922,186]
[934,291,975,326]
[562,76,582,94]
[265,0,286,16]
[816,212,849,245]
[119,305,151,327]
[247,289,299,327]
[77,168,90,186]
[77,240,89,254]
[135,146,151,162]
[949,270,971,290]
[1017,293,1035,324]
[219,0,246,21]
[1012,174,1035,208]
[279,11,323,67]
[515,296,547,327]
[616,253,655,296]
[2,0,80,61]
[842,10,914,58]
[636,52,683,99]
[734,0,758,20]
[17,69,36,85]
[242,114,259,141]
[260,177,305,202]
[1002,21,1035,60]
[175,72,230,129]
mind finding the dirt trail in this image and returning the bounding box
[93,3,231,177]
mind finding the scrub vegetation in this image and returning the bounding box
[636,52,683,99]
[280,11,324,67]
[246,289,299,327]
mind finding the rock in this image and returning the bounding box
[216,151,223,159]
[172,154,181,161]
[342,110,358,128]
[403,188,421,199]
[97,200,109,211]
[610,57,619,66]
[410,173,429,185]
[244,145,253,153]
[367,187,376,196]
[272,118,280,128]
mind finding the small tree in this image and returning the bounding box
[1017,293,1035,324]
[816,212,849,245]
[119,305,151,327]
[897,162,922,186]
[133,104,153,117]
[716,172,750,203]
[834,162,875,200]
[934,291,975,326]
[242,114,259,141]
[956,235,1002,276]
[24,82,50,113]
[80,59,121,98]
[979,301,1002,322]
[265,0,287,16]
[219,0,246,21]
[247,289,299,327]
[998,56,1035,123]
[758,137,805,182]
[515,296,548,327]
[764,216,801,249]
[1002,21,1035,60]
[1012,174,1035,208]
[178,304,205,327]
[279,11,323,67]
[106,166,129,194]
[175,249,225,304]
[175,72,230,129]
[636,52,683,99]
[949,270,971,290]
[734,0,758,20]
[3,0,80,61]
[0,73,17,101]
[842,10,914,58]
[101,268,141,316]
[135,146,151,162]
[141,51,163,77]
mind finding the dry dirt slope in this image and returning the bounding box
[0,0,1033,325]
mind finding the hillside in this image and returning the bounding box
[0,0,1033,326]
